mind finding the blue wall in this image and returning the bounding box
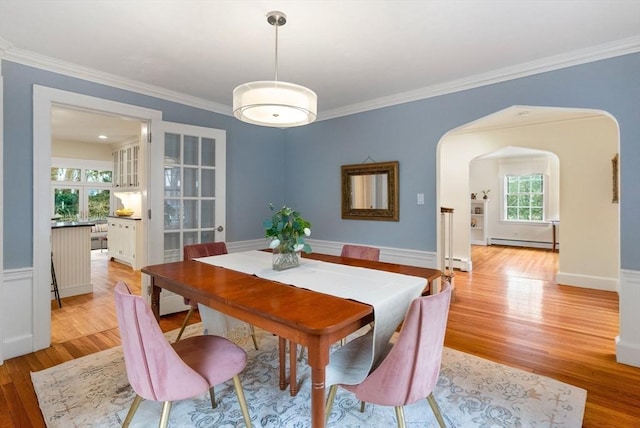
[285,53,640,269]
[3,53,640,270]
[2,61,285,269]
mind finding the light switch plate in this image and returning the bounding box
[417,193,424,205]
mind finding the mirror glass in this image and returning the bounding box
[349,173,389,209]
[342,161,399,221]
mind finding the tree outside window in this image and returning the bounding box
[504,174,544,221]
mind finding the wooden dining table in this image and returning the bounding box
[142,252,440,428]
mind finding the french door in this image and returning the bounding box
[146,122,226,313]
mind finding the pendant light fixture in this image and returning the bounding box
[233,11,317,128]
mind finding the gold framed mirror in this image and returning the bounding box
[341,161,399,221]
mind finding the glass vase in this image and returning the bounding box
[272,247,300,271]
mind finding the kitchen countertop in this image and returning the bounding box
[51,221,96,229]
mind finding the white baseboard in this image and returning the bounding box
[556,272,618,292]
[616,336,640,367]
[57,283,93,299]
[490,238,554,250]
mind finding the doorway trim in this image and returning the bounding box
[32,86,162,351]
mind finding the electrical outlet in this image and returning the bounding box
[417,193,424,205]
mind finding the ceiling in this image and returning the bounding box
[51,107,143,146]
[1,0,639,123]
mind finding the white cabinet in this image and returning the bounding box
[112,144,140,188]
[107,217,142,269]
[470,199,490,245]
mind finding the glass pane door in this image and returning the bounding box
[162,132,223,262]
[147,122,226,314]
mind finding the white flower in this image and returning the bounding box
[269,239,281,249]
[294,244,305,252]
[304,227,311,236]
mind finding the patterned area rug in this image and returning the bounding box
[32,324,586,427]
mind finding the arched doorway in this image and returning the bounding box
[436,105,619,291]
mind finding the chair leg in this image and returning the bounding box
[232,375,252,427]
[394,406,406,428]
[209,386,217,408]
[325,384,338,421]
[159,401,172,428]
[175,306,194,342]
[122,394,143,427]
[426,392,446,428]
[249,324,259,350]
[360,401,366,413]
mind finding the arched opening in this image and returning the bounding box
[437,105,619,291]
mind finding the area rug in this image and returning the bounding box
[32,324,586,427]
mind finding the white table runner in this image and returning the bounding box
[196,250,426,385]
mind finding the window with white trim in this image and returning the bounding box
[51,160,113,221]
[504,174,544,222]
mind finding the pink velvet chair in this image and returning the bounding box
[340,244,381,261]
[325,282,452,428]
[114,282,252,428]
[177,243,259,350]
[175,242,229,342]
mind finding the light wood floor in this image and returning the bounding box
[1,246,639,427]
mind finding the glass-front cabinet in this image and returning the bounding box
[112,143,139,188]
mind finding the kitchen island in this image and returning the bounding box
[51,221,94,298]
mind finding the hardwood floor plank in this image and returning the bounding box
[2,246,639,426]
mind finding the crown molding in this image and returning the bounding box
[1,42,231,116]
[1,36,638,121]
[319,36,640,121]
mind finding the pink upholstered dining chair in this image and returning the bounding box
[340,244,381,261]
[113,281,252,428]
[178,243,259,350]
[175,242,228,341]
[325,281,452,428]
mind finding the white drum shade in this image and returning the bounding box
[233,81,317,128]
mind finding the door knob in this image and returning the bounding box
[217,225,224,232]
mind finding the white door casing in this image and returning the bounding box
[32,86,162,352]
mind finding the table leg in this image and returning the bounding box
[307,340,329,428]
[279,337,287,390]
[552,223,557,253]
[310,366,326,428]
[151,280,161,321]
[290,341,298,396]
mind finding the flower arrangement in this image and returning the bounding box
[482,189,490,199]
[263,204,312,270]
[263,203,312,254]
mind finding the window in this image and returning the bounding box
[85,169,112,183]
[51,162,113,221]
[51,167,81,182]
[504,174,544,222]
